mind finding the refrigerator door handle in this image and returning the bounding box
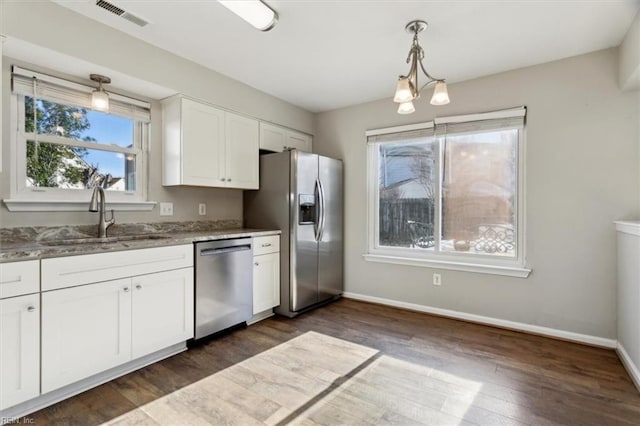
[318,179,326,242]
[314,179,322,242]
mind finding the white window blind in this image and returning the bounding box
[12,66,151,122]
[435,107,526,137]
[367,126,435,144]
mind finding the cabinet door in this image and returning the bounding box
[225,112,259,189]
[131,268,194,359]
[0,295,40,410]
[286,131,312,153]
[41,279,132,393]
[253,253,280,314]
[181,98,226,186]
[259,122,287,152]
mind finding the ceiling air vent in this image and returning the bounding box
[95,0,149,27]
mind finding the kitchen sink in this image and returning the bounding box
[40,234,171,246]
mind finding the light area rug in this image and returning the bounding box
[104,331,482,425]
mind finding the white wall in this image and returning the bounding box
[314,48,639,340]
[0,0,314,228]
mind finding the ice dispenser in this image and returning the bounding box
[298,194,316,224]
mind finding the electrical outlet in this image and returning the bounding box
[159,202,173,216]
[198,203,207,216]
[433,273,441,286]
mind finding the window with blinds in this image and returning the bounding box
[366,107,527,270]
[10,66,150,201]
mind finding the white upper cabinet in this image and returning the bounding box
[259,122,312,153]
[225,112,259,189]
[286,130,313,152]
[162,96,259,189]
[179,98,225,186]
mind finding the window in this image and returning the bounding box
[366,108,529,277]
[6,66,153,211]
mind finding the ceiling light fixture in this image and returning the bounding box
[218,0,278,32]
[393,20,450,114]
[90,74,111,112]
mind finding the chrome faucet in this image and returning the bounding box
[89,179,115,238]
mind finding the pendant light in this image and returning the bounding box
[90,74,111,112]
[392,20,450,114]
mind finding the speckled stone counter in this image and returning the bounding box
[0,220,280,262]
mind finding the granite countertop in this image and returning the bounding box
[0,220,281,262]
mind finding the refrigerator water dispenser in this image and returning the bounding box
[298,194,316,224]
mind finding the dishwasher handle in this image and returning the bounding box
[199,245,252,256]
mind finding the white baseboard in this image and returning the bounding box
[617,342,640,392]
[343,292,617,348]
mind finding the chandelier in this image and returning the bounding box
[393,20,450,114]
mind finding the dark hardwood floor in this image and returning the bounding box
[24,299,640,425]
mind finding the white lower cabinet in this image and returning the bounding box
[252,235,281,315]
[253,252,280,314]
[131,268,194,359]
[41,267,194,394]
[0,294,40,410]
[41,278,132,393]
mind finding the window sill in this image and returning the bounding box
[3,199,157,212]
[362,254,531,278]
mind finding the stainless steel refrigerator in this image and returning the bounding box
[244,150,343,317]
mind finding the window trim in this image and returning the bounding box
[365,107,530,278]
[4,68,155,212]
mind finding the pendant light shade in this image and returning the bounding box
[393,77,414,103]
[397,101,416,115]
[430,80,450,106]
[91,90,109,111]
[90,74,111,112]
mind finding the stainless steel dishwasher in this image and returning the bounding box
[194,238,253,340]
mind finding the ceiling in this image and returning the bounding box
[50,0,639,113]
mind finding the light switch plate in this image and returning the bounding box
[159,202,173,216]
[198,203,206,216]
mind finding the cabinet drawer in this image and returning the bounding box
[42,244,193,291]
[0,260,40,299]
[253,235,280,256]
